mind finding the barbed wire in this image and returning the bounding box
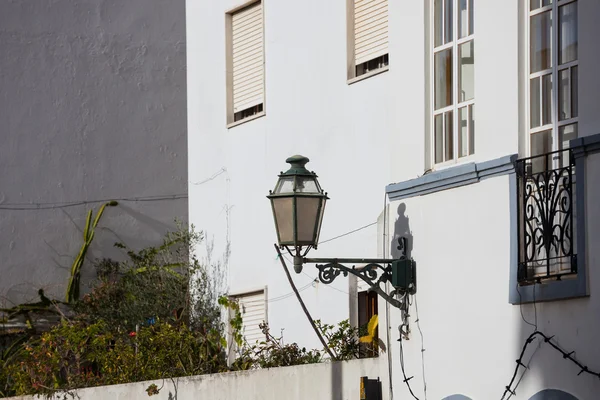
[501,330,600,399]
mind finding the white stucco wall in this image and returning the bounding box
[0,0,188,305]
[5,358,387,400]
[187,0,600,398]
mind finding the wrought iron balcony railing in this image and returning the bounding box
[516,149,577,284]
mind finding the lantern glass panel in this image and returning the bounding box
[296,176,320,193]
[314,199,326,244]
[272,197,294,243]
[296,197,322,243]
[274,177,295,194]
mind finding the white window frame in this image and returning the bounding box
[527,0,578,158]
[225,0,266,128]
[226,286,268,365]
[346,0,390,84]
[430,0,475,168]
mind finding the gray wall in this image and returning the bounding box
[0,0,188,305]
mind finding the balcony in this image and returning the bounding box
[515,149,577,284]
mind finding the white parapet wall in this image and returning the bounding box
[5,358,389,400]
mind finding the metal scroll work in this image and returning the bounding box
[516,149,577,283]
[313,260,404,308]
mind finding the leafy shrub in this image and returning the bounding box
[232,322,322,370]
[2,320,228,397]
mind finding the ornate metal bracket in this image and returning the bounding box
[303,257,405,309]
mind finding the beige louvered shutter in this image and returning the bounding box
[238,290,266,345]
[232,1,264,113]
[354,0,388,65]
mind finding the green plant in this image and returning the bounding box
[77,225,223,333]
[232,322,322,370]
[66,201,118,303]
[2,320,228,397]
[314,319,361,361]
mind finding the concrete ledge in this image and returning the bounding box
[570,132,600,155]
[386,154,517,201]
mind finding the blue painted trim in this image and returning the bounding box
[570,132,600,154]
[509,134,600,304]
[441,395,473,400]
[386,154,517,201]
[529,389,579,400]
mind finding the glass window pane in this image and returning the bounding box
[531,130,553,173]
[559,123,577,167]
[458,105,475,158]
[571,65,578,118]
[445,111,454,162]
[435,49,453,109]
[469,0,474,35]
[435,114,444,163]
[558,68,571,121]
[560,123,577,149]
[459,106,468,157]
[469,104,475,155]
[444,0,453,44]
[434,0,442,47]
[459,40,474,102]
[459,0,468,38]
[559,2,577,65]
[530,77,541,128]
[542,74,552,125]
[530,0,538,11]
[530,11,552,73]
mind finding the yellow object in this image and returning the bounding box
[359,314,378,343]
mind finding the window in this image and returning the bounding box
[358,290,378,358]
[347,0,389,81]
[529,0,578,158]
[226,1,265,126]
[227,288,267,363]
[432,0,475,165]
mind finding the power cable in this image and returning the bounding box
[0,194,188,210]
[414,295,428,400]
[0,167,229,211]
[317,221,377,245]
[398,335,420,400]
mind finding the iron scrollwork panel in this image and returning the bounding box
[315,262,403,308]
[516,150,577,283]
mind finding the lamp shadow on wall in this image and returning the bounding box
[391,203,413,260]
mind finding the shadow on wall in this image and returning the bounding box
[440,388,579,399]
[391,203,413,260]
[331,361,342,400]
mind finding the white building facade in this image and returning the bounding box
[187,0,600,399]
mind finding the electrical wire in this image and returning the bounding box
[0,194,188,210]
[268,281,315,303]
[0,167,229,211]
[398,335,420,400]
[414,295,428,400]
[317,221,377,245]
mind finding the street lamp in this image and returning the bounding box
[268,155,416,309]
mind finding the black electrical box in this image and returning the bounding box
[360,376,382,400]
[391,258,417,294]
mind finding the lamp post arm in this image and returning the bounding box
[302,257,404,309]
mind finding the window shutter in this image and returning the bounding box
[232,1,264,113]
[354,0,388,65]
[237,290,266,345]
